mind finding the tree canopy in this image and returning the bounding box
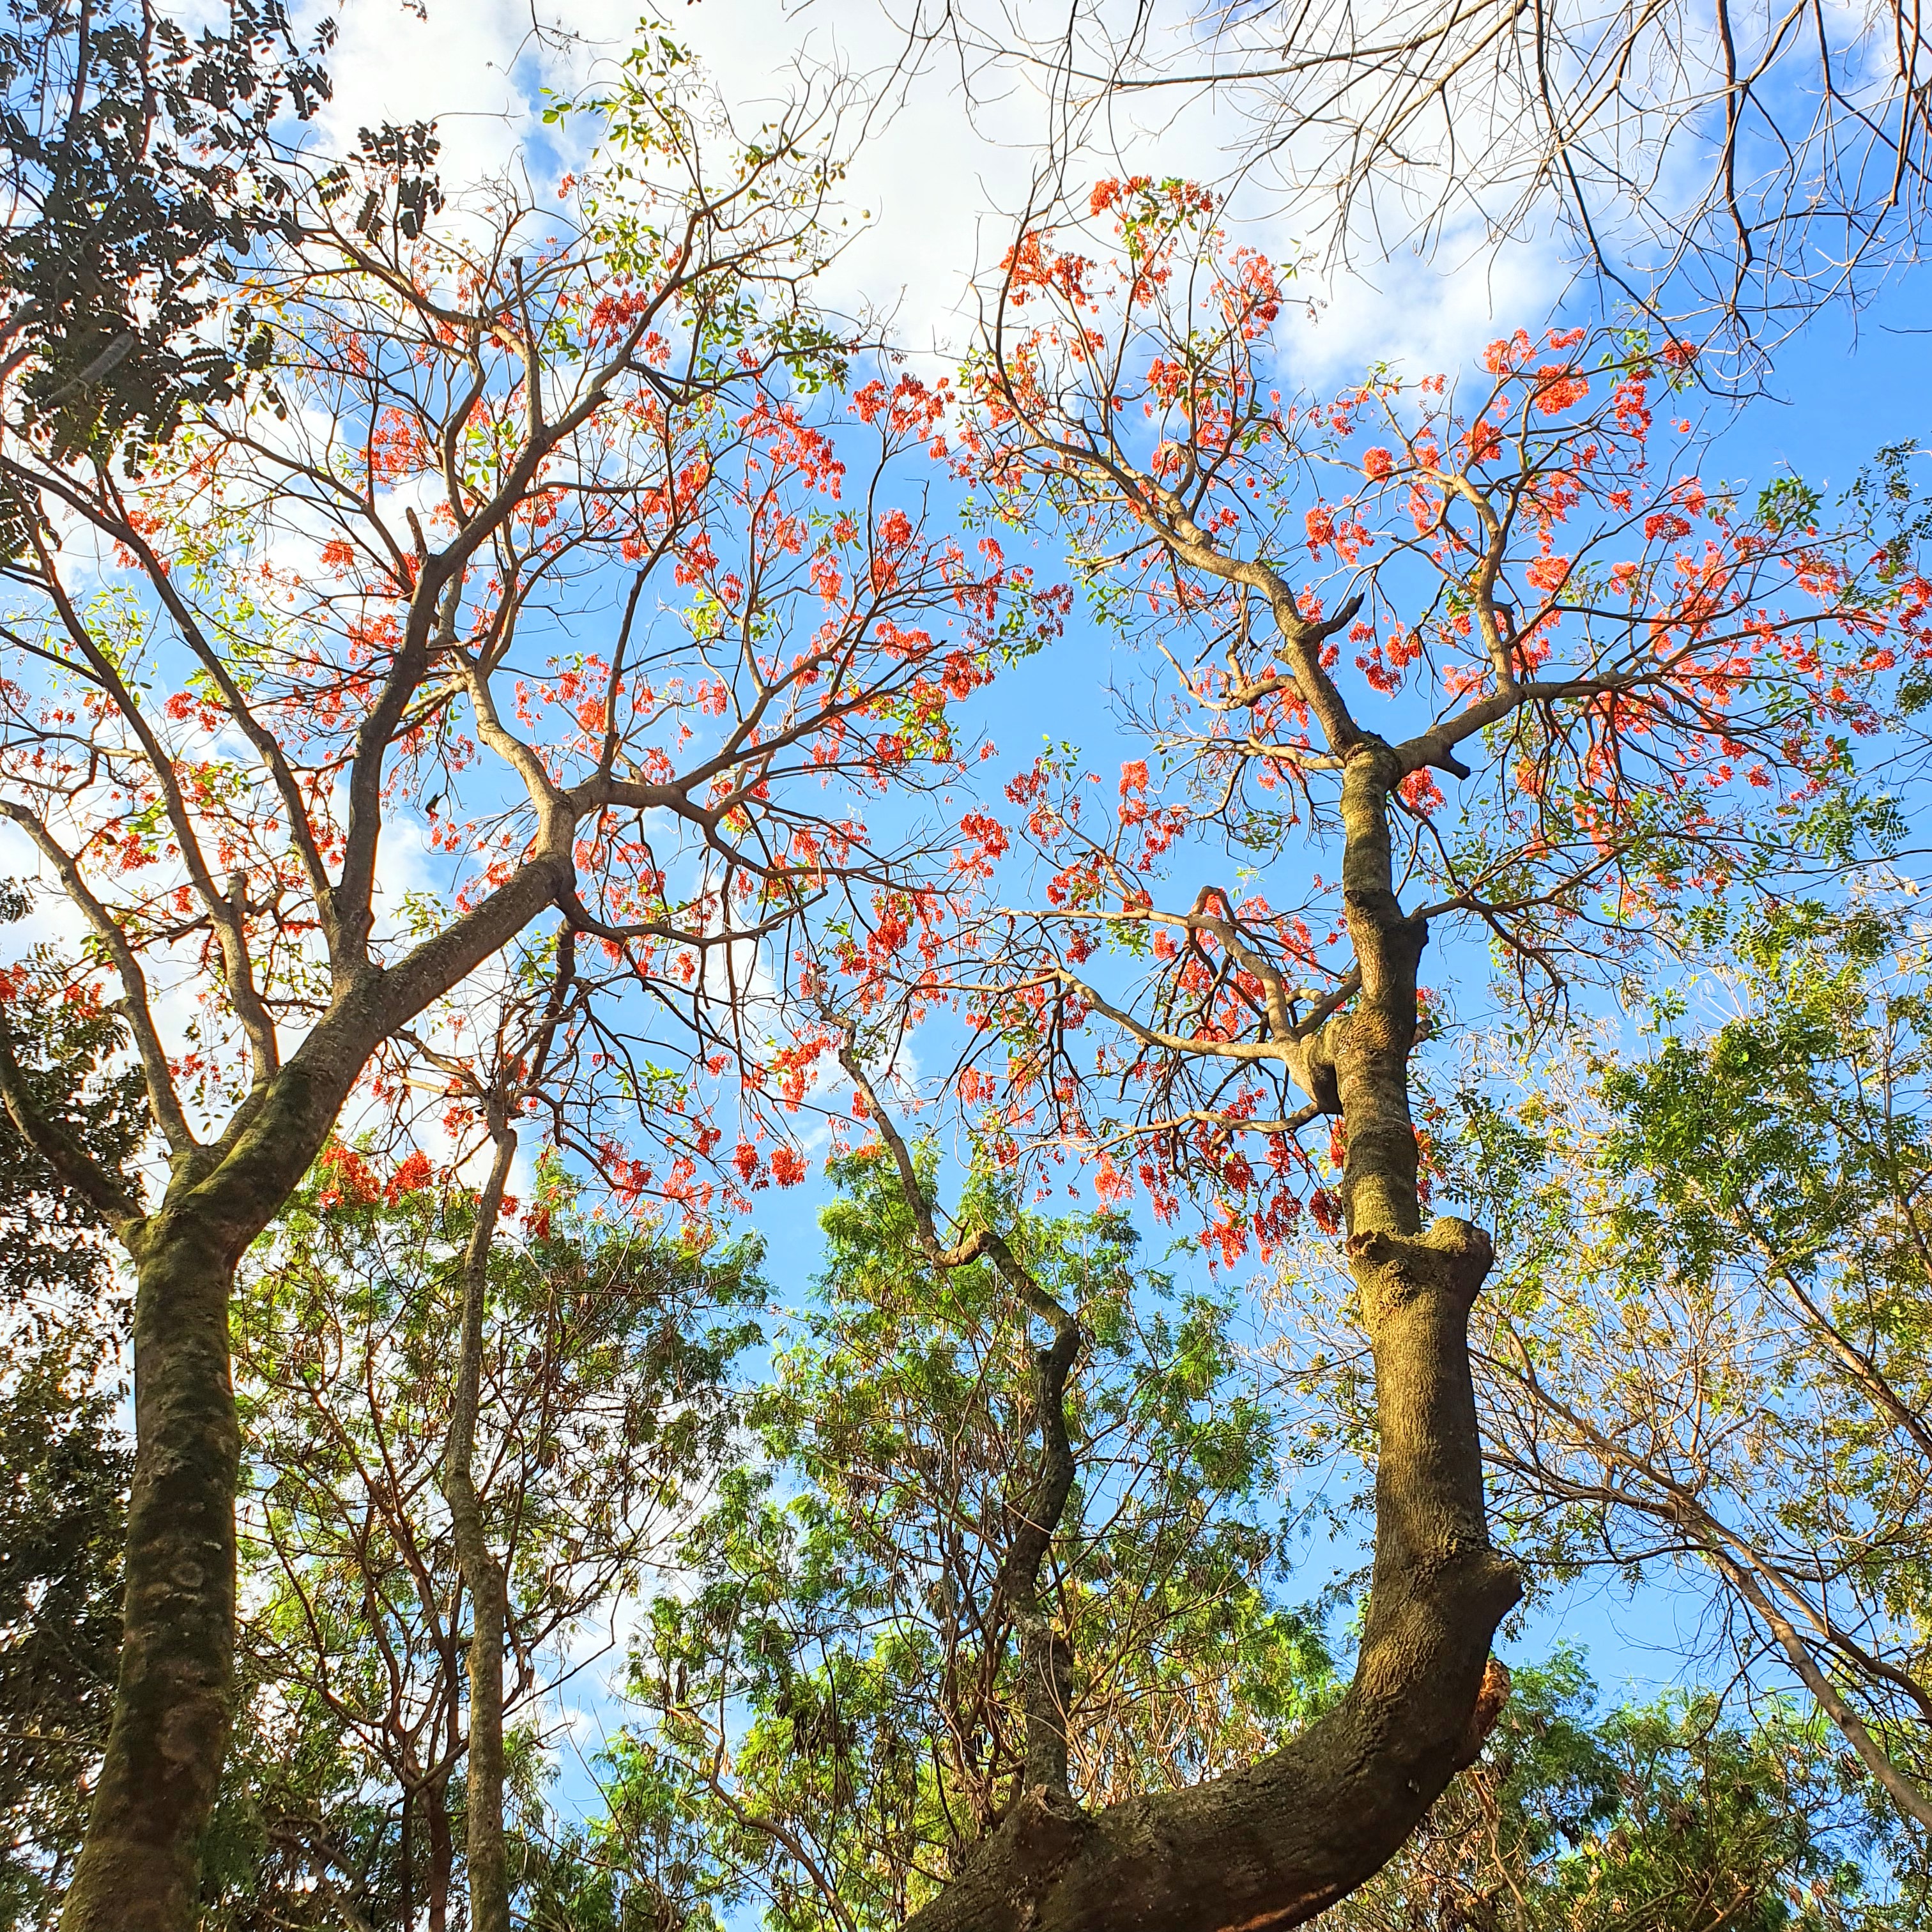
[0,10,1929,1932]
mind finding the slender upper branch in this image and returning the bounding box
[0,799,195,1158]
[27,519,280,1085]
[838,1031,1082,1798]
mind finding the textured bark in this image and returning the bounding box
[54,1213,241,1932]
[901,742,1519,1932]
[50,922,567,1931]
[444,1126,516,1932]
[52,1020,378,1931]
[50,1035,379,1928]
[425,1774,453,1932]
[1010,1314,1080,1800]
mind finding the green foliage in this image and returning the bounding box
[587,1146,1330,1931]
[0,1342,128,1932]
[195,1650,397,1932]
[1756,475,1825,537]
[0,986,143,1929]
[0,1,331,466]
[1437,898,1932,1825]
[1322,1648,1915,1930]
[1590,905,1920,1295]
[202,1150,763,1928]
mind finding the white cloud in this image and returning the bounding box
[290,1,1562,378]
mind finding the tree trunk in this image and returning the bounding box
[399,1784,415,1932]
[425,1774,452,1932]
[444,1128,515,1932]
[461,1554,510,1932]
[900,742,1519,1932]
[51,1013,391,1929]
[27,884,571,1931]
[57,1213,241,1932]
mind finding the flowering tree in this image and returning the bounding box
[0,68,1051,1929]
[826,180,1927,1931]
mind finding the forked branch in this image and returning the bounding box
[838,1031,1082,1802]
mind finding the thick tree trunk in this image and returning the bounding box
[31,876,571,1932]
[901,742,1519,1932]
[900,1228,1515,1932]
[54,1016,390,1930]
[57,1215,241,1932]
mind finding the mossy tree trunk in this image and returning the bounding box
[0,867,569,1932]
[49,1068,364,1932]
[52,1212,240,1932]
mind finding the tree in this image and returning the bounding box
[0,929,142,1929]
[586,1123,1328,1931]
[555,1091,1921,1932]
[215,1128,758,1932]
[0,45,1052,1925]
[420,934,581,1932]
[0,1347,126,1932]
[896,0,1932,348]
[1317,1646,1915,1931]
[1434,896,1932,1832]
[0,0,331,464]
[793,178,1927,1928]
[3,31,1921,1932]
[194,1651,398,1932]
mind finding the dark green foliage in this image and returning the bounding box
[198,1149,763,1929]
[0,967,145,1928]
[315,119,442,246]
[1321,1648,1917,1930]
[0,1,331,465]
[585,1147,1328,1932]
[0,1339,129,1929]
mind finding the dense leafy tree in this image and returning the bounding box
[1322,1648,1917,1931]
[3,16,1930,1930]
[548,1140,1922,1932]
[799,170,1931,1929]
[0,906,144,1928]
[0,42,1050,1924]
[552,1144,1328,1931]
[0,1,330,465]
[1430,899,1932,1830]
[196,1141,761,1930]
[0,1346,127,1932]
